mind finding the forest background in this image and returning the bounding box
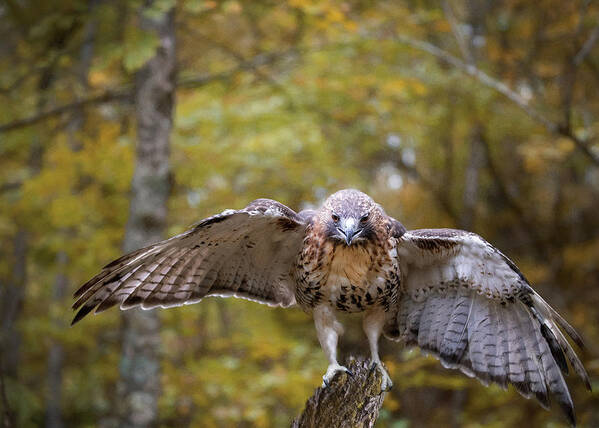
[1,0,599,427]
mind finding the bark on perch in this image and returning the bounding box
[292,358,387,428]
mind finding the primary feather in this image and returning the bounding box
[391,229,590,425]
[72,199,307,324]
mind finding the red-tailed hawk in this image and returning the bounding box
[72,189,590,425]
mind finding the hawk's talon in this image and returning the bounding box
[321,363,352,387]
[370,360,393,392]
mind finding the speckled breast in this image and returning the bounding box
[295,237,400,313]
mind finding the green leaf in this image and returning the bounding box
[122,29,160,72]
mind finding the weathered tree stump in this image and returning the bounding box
[292,358,387,428]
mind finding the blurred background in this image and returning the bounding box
[1,0,599,427]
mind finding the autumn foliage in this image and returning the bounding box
[1,0,598,427]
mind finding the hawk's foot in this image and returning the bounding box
[370,361,393,392]
[321,363,354,387]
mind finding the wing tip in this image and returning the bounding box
[556,314,586,350]
[560,401,576,427]
[71,304,95,325]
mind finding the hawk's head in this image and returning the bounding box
[318,189,385,246]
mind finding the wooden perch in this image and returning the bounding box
[292,358,387,428]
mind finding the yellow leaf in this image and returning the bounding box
[433,20,451,32]
[88,70,111,87]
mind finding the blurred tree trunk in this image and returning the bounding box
[1,85,52,376]
[116,2,176,427]
[45,253,68,428]
[45,3,98,427]
[0,48,57,427]
[460,124,485,230]
[0,230,27,428]
[0,231,27,380]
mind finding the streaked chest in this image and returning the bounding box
[296,238,399,312]
[328,245,372,286]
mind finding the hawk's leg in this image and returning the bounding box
[313,305,352,387]
[363,309,393,391]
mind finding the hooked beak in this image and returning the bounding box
[338,218,361,246]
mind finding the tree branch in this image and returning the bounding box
[393,34,599,166]
[0,87,131,133]
[0,49,297,134]
[574,23,599,66]
[292,358,387,428]
[442,0,473,64]
[0,354,15,428]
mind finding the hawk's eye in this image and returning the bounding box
[331,214,340,222]
[360,213,369,223]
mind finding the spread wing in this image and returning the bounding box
[391,228,590,425]
[72,199,309,324]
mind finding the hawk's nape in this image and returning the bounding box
[71,199,308,324]
[390,229,591,426]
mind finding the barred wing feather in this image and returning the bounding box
[392,229,590,426]
[72,199,308,324]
